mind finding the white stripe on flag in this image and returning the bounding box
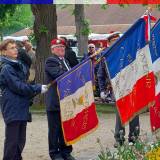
[60,81,94,121]
[111,44,153,100]
[152,58,160,95]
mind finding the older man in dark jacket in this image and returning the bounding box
[60,37,78,68]
[45,38,76,160]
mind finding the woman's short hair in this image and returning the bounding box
[0,39,16,51]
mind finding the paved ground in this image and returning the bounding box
[0,112,152,160]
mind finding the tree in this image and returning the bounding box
[2,5,33,35]
[74,4,89,56]
[31,4,57,104]
[0,5,16,20]
[0,5,17,40]
[59,4,90,56]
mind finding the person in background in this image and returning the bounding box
[16,40,34,122]
[82,43,101,97]
[0,39,48,160]
[23,39,36,83]
[82,43,96,62]
[60,37,79,68]
[98,31,122,102]
[97,31,140,147]
[95,41,105,52]
[16,40,32,70]
[45,38,76,160]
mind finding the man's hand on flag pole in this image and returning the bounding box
[41,80,57,94]
[41,85,49,94]
[90,48,104,58]
[100,91,108,100]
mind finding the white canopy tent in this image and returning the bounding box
[4,33,122,42]
[3,36,29,41]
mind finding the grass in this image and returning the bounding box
[96,103,116,113]
[30,104,45,113]
[30,103,116,114]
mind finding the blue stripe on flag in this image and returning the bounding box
[149,19,160,63]
[57,59,93,100]
[0,0,53,4]
[102,18,146,79]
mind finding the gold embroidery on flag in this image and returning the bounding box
[146,74,152,88]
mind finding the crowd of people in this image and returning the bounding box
[0,33,140,160]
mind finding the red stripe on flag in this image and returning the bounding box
[143,15,149,41]
[62,103,98,143]
[107,0,160,4]
[150,15,157,22]
[150,93,160,132]
[116,72,155,125]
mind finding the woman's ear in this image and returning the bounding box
[2,50,6,56]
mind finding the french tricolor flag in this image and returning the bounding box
[57,59,98,145]
[107,0,160,4]
[103,16,155,125]
[149,19,160,132]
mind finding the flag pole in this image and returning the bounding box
[47,79,56,89]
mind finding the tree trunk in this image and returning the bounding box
[75,4,88,56]
[31,4,57,104]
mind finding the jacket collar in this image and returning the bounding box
[0,56,20,67]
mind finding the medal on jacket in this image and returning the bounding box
[58,60,63,69]
[59,64,63,69]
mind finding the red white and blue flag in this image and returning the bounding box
[102,15,155,125]
[107,0,160,4]
[0,0,53,3]
[149,19,160,132]
[57,59,98,145]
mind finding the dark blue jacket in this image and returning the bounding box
[0,56,41,124]
[65,47,78,68]
[82,52,101,75]
[45,55,70,111]
[97,58,110,92]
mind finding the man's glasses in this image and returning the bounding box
[89,47,95,49]
[51,45,65,49]
[56,45,65,48]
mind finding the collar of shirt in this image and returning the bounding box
[58,57,64,60]
[58,57,70,71]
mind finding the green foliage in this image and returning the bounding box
[0,5,17,21]
[28,28,36,44]
[96,132,160,160]
[101,4,109,10]
[80,19,92,36]
[0,5,33,35]
[119,4,130,8]
[72,8,76,15]
[39,25,48,34]
[30,104,45,112]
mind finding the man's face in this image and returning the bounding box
[51,45,65,57]
[108,37,119,47]
[23,40,32,51]
[88,46,95,54]
[4,43,18,59]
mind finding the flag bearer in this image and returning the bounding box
[45,38,76,160]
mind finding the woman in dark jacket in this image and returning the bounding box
[0,39,48,160]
